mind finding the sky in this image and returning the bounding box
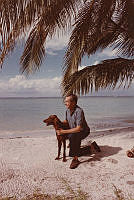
[0,33,134,97]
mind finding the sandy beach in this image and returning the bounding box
[0,129,134,200]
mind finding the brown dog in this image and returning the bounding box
[43,115,69,162]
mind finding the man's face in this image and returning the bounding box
[64,96,76,110]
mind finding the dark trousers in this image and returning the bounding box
[68,131,89,157]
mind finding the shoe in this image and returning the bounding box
[126,150,134,158]
[70,159,80,169]
[91,141,101,152]
[126,146,134,158]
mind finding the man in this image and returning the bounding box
[57,94,90,169]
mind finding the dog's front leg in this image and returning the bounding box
[63,140,67,162]
[55,140,62,160]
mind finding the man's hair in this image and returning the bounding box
[66,94,78,104]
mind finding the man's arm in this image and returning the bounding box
[57,125,81,135]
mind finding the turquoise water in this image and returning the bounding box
[0,97,134,137]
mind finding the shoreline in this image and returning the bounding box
[0,125,134,140]
[0,129,134,199]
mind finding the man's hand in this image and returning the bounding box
[56,129,63,135]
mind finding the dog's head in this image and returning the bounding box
[43,115,58,126]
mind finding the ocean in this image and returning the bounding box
[0,97,134,138]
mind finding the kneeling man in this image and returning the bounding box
[57,94,90,169]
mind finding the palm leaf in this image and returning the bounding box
[62,58,134,96]
[0,17,28,67]
[0,0,83,70]
[19,0,83,73]
[63,0,134,82]
[114,0,134,34]
[63,0,117,79]
[0,0,43,68]
[20,22,48,75]
[113,0,134,57]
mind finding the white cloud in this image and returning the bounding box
[101,48,117,57]
[78,61,99,70]
[0,74,134,97]
[78,65,86,71]
[0,75,62,97]
[22,27,70,55]
[93,61,99,65]
[46,49,58,55]
[46,32,70,54]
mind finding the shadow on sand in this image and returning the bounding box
[79,145,122,164]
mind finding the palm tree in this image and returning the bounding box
[0,0,134,95]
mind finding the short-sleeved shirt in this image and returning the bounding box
[66,105,90,134]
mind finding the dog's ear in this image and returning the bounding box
[54,117,62,126]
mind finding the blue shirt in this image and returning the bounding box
[66,105,90,133]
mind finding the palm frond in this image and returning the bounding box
[62,58,134,96]
[0,0,44,68]
[0,0,83,70]
[0,18,27,68]
[19,0,83,73]
[114,0,134,33]
[0,0,56,46]
[63,0,117,79]
[63,0,134,83]
[112,0,134,57]
[20,23,48,75]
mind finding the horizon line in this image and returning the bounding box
[0,95,134,99]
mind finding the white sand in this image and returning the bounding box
[0,130,134,200]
